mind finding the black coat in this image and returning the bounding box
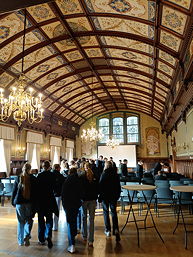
[121,163,128,177]
[99,168,121,202]
[82,176,99,201]
[136,164,143,178]
[52,169,65,197]
[154,162,162,176]
[11,175,37,207]
[36,169,59,217]
[96,159,104,175]
[62,173,83,209]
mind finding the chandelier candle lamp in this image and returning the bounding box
[0,75,43,126]
[81,121,103,142]
[106,137,120,149]
[0,9,43,126]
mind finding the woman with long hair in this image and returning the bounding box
[81,162,98,247]
[12,163,36,246]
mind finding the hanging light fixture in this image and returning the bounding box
[81,73,103,142]
[0,9,43,126]
[106,137,120,149]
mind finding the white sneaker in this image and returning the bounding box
[67,245,76,253]
[104,231,111,237]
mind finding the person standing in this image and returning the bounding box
[81,162,98,247]
[99,161,121,241]
[96,155,105,175]
[121,159,128,177]
[36,161,59,248]
[153,161,164,177]
[136,160,144,180]
[12,163,36,246]
[62,168,83,254]
[52,164,65,231]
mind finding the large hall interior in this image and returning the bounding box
[0,0,193,256]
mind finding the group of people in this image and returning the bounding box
[11,156,121,254]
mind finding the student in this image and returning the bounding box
[121,159,128,177]
[99,161,121,242]
[62,168,83,254]
[136,160,144,180]
[36,161,59,248]
[12,163,36,246]
[81,162,98,247]
[52,164,65,231]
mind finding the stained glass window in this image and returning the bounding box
[112,117,124,143]
[99,118,109,143]
[127,116,139,143]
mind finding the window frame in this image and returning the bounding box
[97,112,140,145]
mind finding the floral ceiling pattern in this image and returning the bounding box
[0,0,192,126]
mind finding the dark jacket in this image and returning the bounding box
[154,162,162,176]
[121,163,128,177]
[36,169,59,217]
[62,173,83,209]
[136,164,143,178]
[52,169,65,197]
[96,159,104,175]
[82,176,99,201]
[155,174,167,180]
[11,175,36,207]
[99,168,121,202]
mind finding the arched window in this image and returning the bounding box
[98,118,109,143]
[112,117,124,143]
[127,116,139,143]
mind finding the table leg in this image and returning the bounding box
[142,191,164,244]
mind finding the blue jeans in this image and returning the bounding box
[102,200,119,234]
[53,196,61,230]
[77,208,81,230]
[38,211,53,243]
[65,208,79,246]
[82,200,96,243]
[16,203,33,245]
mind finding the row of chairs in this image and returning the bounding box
[0,181,14,206]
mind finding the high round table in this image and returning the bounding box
[170,186,193,249]
[121,184,164,247]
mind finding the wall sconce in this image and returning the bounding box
[45,148,51,153]
[16,146,26,154]
[182,142,189,150]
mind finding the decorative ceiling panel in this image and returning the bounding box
[56,0,83,15]
[87,0,155,20]
[94,17,154,38]
[27,4,55,23]
[160,30,181,51]
[0,0,191,126]
[157,72,171,84]
[162,6,187,35]
[167,0,191,9]
[157,61,174,76]
[101,36,154,54]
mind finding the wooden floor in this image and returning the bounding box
[1,202,193,257]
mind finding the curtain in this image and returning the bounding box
[50,146,60,166]
[26,143,41,170]
[66,148,73,163]
[0,140,11,175]
[26,142,35,164]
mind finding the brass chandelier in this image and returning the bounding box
[0,9,43,126]
[81,74,103,142]
[106,137,120,149]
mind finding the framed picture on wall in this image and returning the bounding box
[145,127,160,155]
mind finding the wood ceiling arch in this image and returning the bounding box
[0,0,192,127]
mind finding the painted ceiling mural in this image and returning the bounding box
[0,0,192,126]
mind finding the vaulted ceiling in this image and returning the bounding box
[0,0,193,130]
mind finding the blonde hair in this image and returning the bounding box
[104,161,113,170]
[20,163,31,200]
